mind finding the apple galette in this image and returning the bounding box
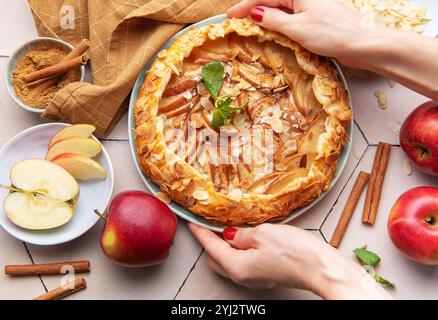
[134,18,351,226]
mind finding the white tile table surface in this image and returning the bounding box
[1,2,437,300]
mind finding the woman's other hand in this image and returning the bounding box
[188,223,392,299]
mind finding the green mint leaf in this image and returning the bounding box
[217,97,233,110]
[201,62,224,98]
[353,248,381,266]
[237,99,250,110]
[373,274,394,287]
[211,109,226,128]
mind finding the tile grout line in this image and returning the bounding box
[319,144,370,232]
[22,242,48,293]
[173,248,204,300]
[318,230,328,243]
[354,120,370,145]
[0,55,9,58]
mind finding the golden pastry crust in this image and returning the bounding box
[134,18,351,226]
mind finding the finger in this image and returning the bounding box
[222,226,258,250]
[188,223,238,265]
[206,256,230,278]
[249,6,303,39]
[227,0,287,18]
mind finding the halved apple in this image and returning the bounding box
[52,153,107,180]
[3,159,79,230]
[46,137,102,161]
[48,124,96,148]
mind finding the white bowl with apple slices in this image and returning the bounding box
[0,123,114,245]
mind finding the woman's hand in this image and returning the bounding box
[228,0,367,68]
[228,0,438,100]
[188,223,392,299]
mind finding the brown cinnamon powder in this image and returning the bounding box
[12,45,80,109]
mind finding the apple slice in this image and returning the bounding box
[46,137,102,161]
[3,159,79,230]
[52,153,107,180]
[48,124,96,148]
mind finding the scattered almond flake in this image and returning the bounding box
[374,90,388,109]
[403,159,413,176]
[156,192,171,204]
[353,148,362,160]
[386,121,402,135]
[227,189,243,202]
[340,0,429,34]
[388,79,397,88]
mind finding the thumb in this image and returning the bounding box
[249,6,302,39]
[222,227,258,250]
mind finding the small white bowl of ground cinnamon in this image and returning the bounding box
[5,37,88,113]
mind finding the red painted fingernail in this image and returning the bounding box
[250,7,264,23]
[223,227,237,240]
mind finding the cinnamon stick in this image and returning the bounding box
[330,171,370,248]
[362,142,384,223]
[63,39,90,60]
[5,260,90,276]
[33,39,90,91]
[34,278,87,300]
[24,54,88,83]
[367,143,391,225]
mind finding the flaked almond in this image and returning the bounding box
[388,79,397,88]
[269,118,284,134]
[173,162,185,177]
[227,188,243,203]
[193,190,209,201]
[156,192,171,204]
[171,180,182,190]
[168,62,180,76]
[275,163,288,172]
[233,113,248,131]
[200,97,215,111]
[374,90,388,109]
[198,199,211,206]
[145,125,157,144]
[155,61,165,71]
[182,90,193,100]
[157,50,167,59]
[353,148,362,160]
[197,82,209,96]
[403,159,413,176]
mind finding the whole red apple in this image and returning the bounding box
[100,190,177,267]
[388,186,438,265]
[400,100,438,176]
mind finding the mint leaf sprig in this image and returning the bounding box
[201,62,249,128]
[353,247,394,287]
